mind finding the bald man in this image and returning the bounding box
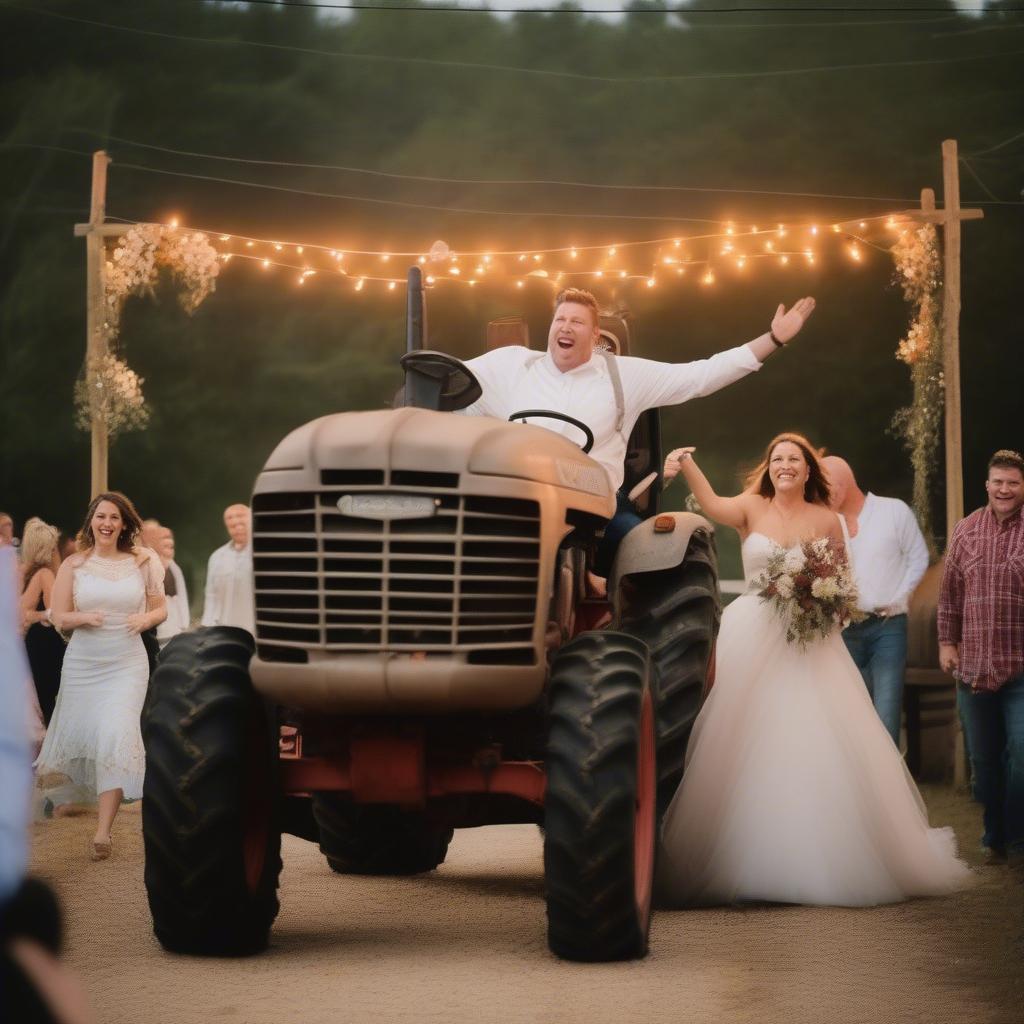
[825,456,929,745]
[201,504,254,635]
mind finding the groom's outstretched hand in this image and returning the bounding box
[771,297,816,344]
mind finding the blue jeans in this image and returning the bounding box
[594,491,643,577]
[957,673,1024,854]
[842,614,908,745]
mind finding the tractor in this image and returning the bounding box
[141,269,720,961]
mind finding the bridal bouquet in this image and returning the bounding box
[753,537,864,649]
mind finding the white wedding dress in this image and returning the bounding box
[656,530,973,907]
[35,554,155,802]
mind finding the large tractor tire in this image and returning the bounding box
[543,631,656,962]
[620,528,720,817]
[141,627,282,956]
[313,797,453,875]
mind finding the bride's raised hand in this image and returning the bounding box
[125,612,149,634]
[663,446,696,482]
[770,297,816,344]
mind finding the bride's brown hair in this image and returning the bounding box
[744,432,831,506]
[77,491,144,553]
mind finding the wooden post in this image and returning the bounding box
[902,144,982,546]
[940,140,965,545]
[85,151,111,497]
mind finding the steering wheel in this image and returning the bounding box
[399,350,482,411]
[508,409,595,455]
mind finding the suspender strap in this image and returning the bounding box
[599,349,626,436]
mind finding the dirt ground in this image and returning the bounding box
[29,785,1023,1024]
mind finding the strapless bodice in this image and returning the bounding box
[740,532,796,585]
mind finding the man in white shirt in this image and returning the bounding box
[201,504,255,635]
[825,456,930,744]
[462,287,815,573]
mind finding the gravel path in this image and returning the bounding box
[30,785,1022,1024]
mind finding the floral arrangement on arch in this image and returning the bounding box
[889,223,943,552]
[753,537,863,650]
[75,224,220,437]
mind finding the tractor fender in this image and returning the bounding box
[609,512,715,615]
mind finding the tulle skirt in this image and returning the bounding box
[34,615,149,803]
[656,594,973,907]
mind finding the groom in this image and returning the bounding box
[461,288,816,571]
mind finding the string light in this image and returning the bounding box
[150,209,898,296]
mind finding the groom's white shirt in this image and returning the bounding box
[461,341,764,491]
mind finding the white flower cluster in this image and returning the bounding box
[82,224,220,438]
[74,353,150,437]
[161,229,221,314]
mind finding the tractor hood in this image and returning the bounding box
[257,407,614,510]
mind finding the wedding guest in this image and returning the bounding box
[0,512,15,548]
[35,492,166,861]
[939,449,1024,867]
[201,504,254,634]
[18,520,66,726]
[153,526,190,647]
[823,456,929,745]
[57,534,77,562]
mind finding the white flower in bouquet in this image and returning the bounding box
[811,577,840,600]
[775,575,794,599]
[783,547,806,574]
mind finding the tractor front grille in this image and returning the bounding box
[252,474,540,666]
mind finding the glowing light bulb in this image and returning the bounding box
[483,254,492,264]
[777,225,786,237]
[475,265,485,275]
[297,275,305,286]
[418,256,426,264]
[608,247,617,257]
[646,278,656,288]
[702,271,715,286]
[425,275,435,285]
[246,241,255,249]
[355,278,365,291]
[274,243,283,251]
[859,221,867,229]
[516,281,524,289]
[261,259,270,269]
[518,254,527,262]
[388,281,397,291]
[831,224,841,233]
[736,258,746,269]
[168,217,179,229]
[594,271,604,278]
[764,240,774,252]
[533,254,542,262]
[810,225,819,236]
[219,234,231,242]
[725,226,734,236]
[381,253,390,262]
[619,270,627,279]
[296,246,304,254]
[450,266,461,276]
[780,255,789,266]
[570,248,578,259]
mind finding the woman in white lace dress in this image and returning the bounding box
[36,492,166,861]
[657,433,972,907]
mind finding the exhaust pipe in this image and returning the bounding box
[406,266,427,353]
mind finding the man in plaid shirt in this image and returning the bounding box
[939,449,1024,866]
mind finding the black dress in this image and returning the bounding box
[23,593,65,726]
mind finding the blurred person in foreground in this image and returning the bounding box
[35,493,165,861]
[1,545,95,1024]
[201,503,254,634]
[939,449,1024,868]
[19,520,66,727]
[823,455,929,746]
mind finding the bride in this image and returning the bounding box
[656,432,972,906]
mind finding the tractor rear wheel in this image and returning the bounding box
[620,528,720,817]
[312,797,453,875]
[543,631,656,962]
[141,627,281,956]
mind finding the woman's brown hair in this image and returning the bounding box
[77,491,144,554]
[744,432,831,506]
